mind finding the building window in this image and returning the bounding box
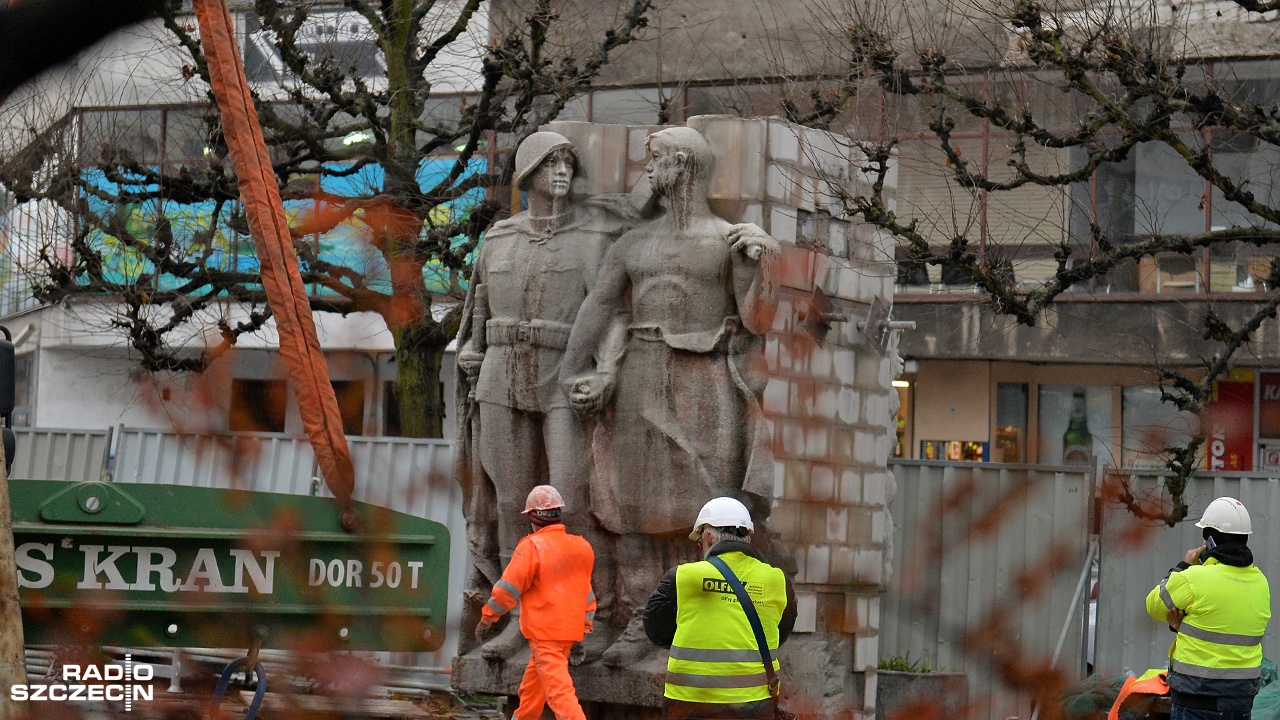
[12,353,32,427]
[589,88,666,125]
[892,379,911,458]
[878,62,1280,297]
[1037,385,1113,466]
[383,380,400,437]
[80,109,163,165]
[920,440,988,462]
[1121,386,1198,469]
[995,383,1029,463]
[229,379,287,433]
[685,83,783,119]
[331,380,365,436]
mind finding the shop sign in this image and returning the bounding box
[1259,445,1280,472]
[1259,372,1280,439]
[8,479,450,652]
[1205,381,1254,471]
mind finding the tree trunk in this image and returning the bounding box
[391,318,449,439]
[381,0,417,164]
[0,458,25,718]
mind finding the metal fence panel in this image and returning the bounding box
[1096,472,1280,677]
[113,429,318,492]
[345,437,464,670]
[12,428,109,482]
[884,461,1092,720]
[111,428,466,670]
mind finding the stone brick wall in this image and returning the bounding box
[545,116,900,718]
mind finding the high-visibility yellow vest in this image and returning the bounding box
[1146,558,1271,680]
[665,552,788,704]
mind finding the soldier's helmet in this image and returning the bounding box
[514,131,581,190]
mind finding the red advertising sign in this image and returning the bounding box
[1260,372,1280,439]
[1204,381,1254,471]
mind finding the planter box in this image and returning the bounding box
[877,670,968,718]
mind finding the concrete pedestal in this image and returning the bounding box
[875,670,968,719]
[453,647,666,717]
[455,632,870,719]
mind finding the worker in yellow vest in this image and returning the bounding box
[642,497,797,720]
[1145,496,1271,720]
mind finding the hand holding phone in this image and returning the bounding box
[1185,543,1208,565]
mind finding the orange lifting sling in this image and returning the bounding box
[191,0,358,529]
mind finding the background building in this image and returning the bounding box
[3,1,1279,485]
[488,0,1280,474]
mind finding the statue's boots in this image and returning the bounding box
[601,614,654,667]
[480,614,527,661]
[573,625,617,666]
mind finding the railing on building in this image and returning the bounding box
[884,460,1094,720]
[10,426,466,676]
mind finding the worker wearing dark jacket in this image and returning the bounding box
[1145,496,1271,720]
[643,497,797,720]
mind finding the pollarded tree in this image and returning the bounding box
[0,0,652,438]
[778,0,1280,521]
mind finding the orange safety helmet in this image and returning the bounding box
[522,485,566,514]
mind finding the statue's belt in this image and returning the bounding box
[485,320,572,349]
[629,322,741,353]
[484,317,746,352]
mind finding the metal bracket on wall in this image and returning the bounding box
[796,288,854,347]
[799,291,915,353]
[857,296,916,355]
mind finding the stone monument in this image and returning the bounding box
[454,131,637,662]
[558,126,781,665]
[455,117,902,719]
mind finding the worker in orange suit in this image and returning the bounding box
[477,485,597,720]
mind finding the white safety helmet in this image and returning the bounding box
[689,497,754,541]
[1195,496,1252,535]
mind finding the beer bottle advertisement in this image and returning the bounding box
[1061,389,1093,465]
[1037,385,1112,466]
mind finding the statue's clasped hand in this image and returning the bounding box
[567,373,615,415]
[727,223,780,261]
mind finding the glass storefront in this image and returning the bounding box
[1121,387,1198,469]
[995,383,1028,463]
[1038,385,1114,467]
[906,363,1215,469]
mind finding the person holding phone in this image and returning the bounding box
[1145,497,1271,720]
